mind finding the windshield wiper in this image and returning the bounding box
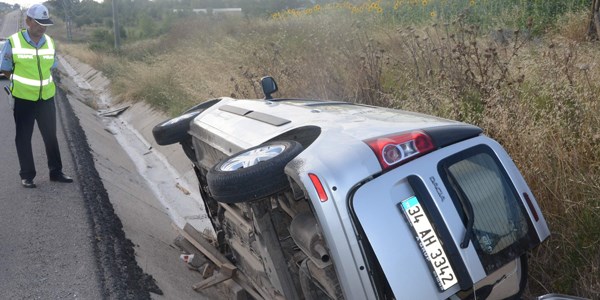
[447,172,475,249]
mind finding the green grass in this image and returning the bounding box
[274,0,590,34]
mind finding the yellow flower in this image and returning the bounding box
[470,0,476,6]
[430,11,437,17]
[422,0,428,6]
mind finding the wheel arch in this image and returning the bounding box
[266,125,321,150]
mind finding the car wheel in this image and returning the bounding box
[152,99,220,146]
[152,110,203,146]
[206,140,303,203]
[182,98,221,114]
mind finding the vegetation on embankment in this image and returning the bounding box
[49,1,599,298]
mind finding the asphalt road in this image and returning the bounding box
[0,76,102,298]
[0,9,100,299]
[0,10,158,299]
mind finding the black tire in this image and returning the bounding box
[152,99,220,146]
[206,140,303,203]
[152,110,203,146]
[182,98,221,114]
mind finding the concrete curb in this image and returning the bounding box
[55,54,221,299]
[56,54,212,233]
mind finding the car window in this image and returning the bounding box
[439,145,538,274]
[446,152,528,254]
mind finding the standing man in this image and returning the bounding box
[1,4,72,188]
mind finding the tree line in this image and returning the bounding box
[43,0,354,48]
[47,0,349,29]
[40,0,600,49]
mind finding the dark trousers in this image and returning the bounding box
[13,97,63,180]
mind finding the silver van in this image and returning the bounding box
[153,77,553,300]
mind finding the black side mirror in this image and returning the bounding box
[260,76,278,100]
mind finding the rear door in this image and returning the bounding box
[350,136,550,299]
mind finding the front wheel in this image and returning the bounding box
[152,110,203,146]
[206,140,303,203]
[152,99,220,146]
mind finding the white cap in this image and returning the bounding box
[27,4,54,26]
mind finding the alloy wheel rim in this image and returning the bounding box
[219,144,286,171]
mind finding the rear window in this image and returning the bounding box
[439,145,538,274]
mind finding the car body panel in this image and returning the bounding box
[285,134,385,300]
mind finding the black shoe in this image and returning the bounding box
[21,179,36,188]
[50,172,73,183]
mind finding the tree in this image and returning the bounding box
[589,0,600,40]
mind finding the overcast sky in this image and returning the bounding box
[4,0,42,8]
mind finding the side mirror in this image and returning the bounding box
[260,76,278,100]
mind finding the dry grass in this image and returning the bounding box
[555,10,592,43]
[59,43,107,70]
[59,9,599,299]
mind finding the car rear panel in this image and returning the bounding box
[350,136,550,299]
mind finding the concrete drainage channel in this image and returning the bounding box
[55,55,223,299]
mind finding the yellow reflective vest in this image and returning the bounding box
[8,30,56,101]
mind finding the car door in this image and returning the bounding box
[350,135,550,299]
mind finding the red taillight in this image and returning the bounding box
[365,131,435,170]
[523,192,539,222]
[308,173,328,202]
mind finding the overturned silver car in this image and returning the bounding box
[153,77,552,299]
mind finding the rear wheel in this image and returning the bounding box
[206,140,303,203]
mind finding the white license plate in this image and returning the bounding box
[401,196,458,291]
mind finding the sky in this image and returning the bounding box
[4,0,45,7]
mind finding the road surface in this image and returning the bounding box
[0,10,104,299]
[0,9,160,299]
[0,9,226,300]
